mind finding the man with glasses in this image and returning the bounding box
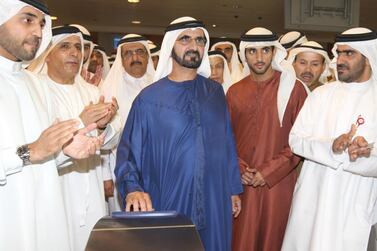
[100,34,155,212]
[115,17,243,251]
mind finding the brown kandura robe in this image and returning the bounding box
[227,71,307,251]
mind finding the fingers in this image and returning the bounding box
[98,95,105,104]
[241,171,254,185]
[232,196,241,218]
[78,123,98,135]
[111,97,119,111]
[125,192,153,212]
[348,124,357,139]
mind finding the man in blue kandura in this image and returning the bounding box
[115,16,243,251]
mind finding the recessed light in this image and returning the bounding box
[128,0,140,3]
[212,24,216,28]
[132,20,141,24]
[51,16,58,20]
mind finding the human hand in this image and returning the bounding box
[332,124,357,154]
[79,97,112,127]
[29,119,80,163]
[125,191,153,212]
[348,136,372,161]
[231,195,241,218]
[250,169,266,187]
[104,179,114,200]
[63,123,105,159]
[96,96,118,129]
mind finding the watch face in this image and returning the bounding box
[17,144,31,165]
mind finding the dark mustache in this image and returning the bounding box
[184,50,200,58]
[131,61,142,66]
[301,72,314,78]
[337,64,349,70]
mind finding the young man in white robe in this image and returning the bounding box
[282,27,377,251]
[100,33,155,212]
[28,25,122,251]
[0,1,103,251]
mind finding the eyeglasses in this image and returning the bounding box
[122,48,148,59]
[176,35,207,47]
[215,47,233,54]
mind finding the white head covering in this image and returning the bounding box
[70,24,94,70]
[100,33,155,121]
[148,40,160,57]
[0,0,52,61]
[208,50,233,93]
[211,40,243,82]
[331,27,377,82]
[28,25,84,79]
[287,40,332,84]
[153,16,211,82]
[279,31,308,51]
[92,44,111,78]
[240,27,306,126]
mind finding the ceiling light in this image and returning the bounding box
[51,16,58,20]
[128,0,140,3]
[132,20,141,24]
[212,24,216,27]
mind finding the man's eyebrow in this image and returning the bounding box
[20,12,46,25]
[336,49,355,53]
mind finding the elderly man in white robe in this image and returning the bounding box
[282,27,377,251]
[100,33,155,212]
[0,1,104,251]
[208,50,233,93]
[211,39,243,83]
[287,40,332,91]
[28,25,122,251]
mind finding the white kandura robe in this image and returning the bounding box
[282,80,377,251]
[100,71,153,212]
[42,75,121,251]
[0,56,71,251]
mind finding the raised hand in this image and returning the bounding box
[332,124,357,154]
[79,97,112,127]
[63,123,105,159]
[96,96,118,129]
[29,119,80,163]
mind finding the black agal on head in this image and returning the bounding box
[241,33,278,42]
[52,26,81,36]
[20,0,49,15]
[117,36,147,47]
[335,31,377,42]
[165,20,205,32]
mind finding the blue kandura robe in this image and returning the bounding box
[115,75,243,251]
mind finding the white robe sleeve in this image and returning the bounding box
[343,155,377,177]
[289,92,344,169]
[100,114,122,150]
[0,147,23,185]
[343,134,377,177]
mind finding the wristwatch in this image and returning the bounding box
[16,144,32,166]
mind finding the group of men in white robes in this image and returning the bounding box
[1,1,377,250]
